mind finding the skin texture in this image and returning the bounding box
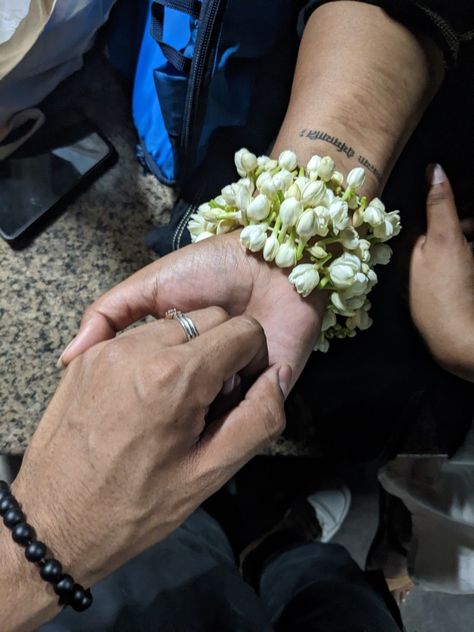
[0,309,290,631]
[410,165,474,382]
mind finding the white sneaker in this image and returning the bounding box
[307,479,351,543]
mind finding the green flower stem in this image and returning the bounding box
[299,167,305,177]
[296,239,307,260]
[272,215,282,237]
[342,186,353,202]
[278,224,288,244]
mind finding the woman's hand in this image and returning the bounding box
[59,231,326,388]
[410,165,474,382]
[3,308,289,631]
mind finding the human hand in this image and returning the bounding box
[10,308,289,600]
[409,165,474,382]
[59,231,326,387]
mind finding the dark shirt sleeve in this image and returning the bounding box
[299,0,474,65]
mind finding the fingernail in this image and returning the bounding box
[56,337,75,369]
[222,373,241,395]
[278,365,292,399]
[431,163,446,186]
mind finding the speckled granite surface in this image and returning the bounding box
[0,52,306,458]
[0,54,174,454]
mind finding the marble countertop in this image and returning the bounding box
[0,55,173,454]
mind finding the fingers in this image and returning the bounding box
[183,315,269,402]
[195,365,290,486]
[119,307,229,347]
[58,259,170,367]
[424,164,464,246]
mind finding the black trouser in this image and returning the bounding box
[41,509,402,632]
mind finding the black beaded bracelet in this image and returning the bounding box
[0,480,93,612]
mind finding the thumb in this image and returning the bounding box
[425,164,463,245]
[197,364,291,480]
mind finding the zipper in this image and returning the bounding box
[172,0,227,249]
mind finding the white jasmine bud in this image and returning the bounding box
[247,194,271,221]
[307,155,321,172]
[263,235,280,262]
[240,224,267,252]
[237,177,255,195]
[314,334,330,353]
[371,243,392,265]
[372,211,401,241]
[234,184,251,210]
[234,148,257,177]
[339,226,359,250]
[308,244,327,259]
[221,184,238,205]
[322,309,337,331]
[313,205,330,237]
[257,155,278,171]
[368,197,385,212]
[288,264,320,297]
[279,198,303,226]
[275,241,297,268]
[317,156,335,182]
[285,183,302,200]
[346,309,373,331]
[328,199,349,234]
[194,231,215,242]
[363,205,385,226]
[188,214,209,239]
[278,150,298,172]
[354,239,371,262]
[256,171,277,197]
[301,180,326,207]
[329,253,361,289]
[216,219,236,234]
[331,170,344,187]
[346,167,366,191]
[272,169,293,191]
[296,209,318,239]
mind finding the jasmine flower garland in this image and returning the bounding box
[188,148,401,352]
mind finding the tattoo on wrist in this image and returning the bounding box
[299,129,383,182]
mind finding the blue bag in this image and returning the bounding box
[133,0,307,254]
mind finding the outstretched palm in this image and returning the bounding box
[62,232,324,386]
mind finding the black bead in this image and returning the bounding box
[0,495,18,516]
[0,487,10,504]
[3,507,25,528]
[12,522,35,545]
[70,586,93,612]
[54,574,75,599]
[25,540,47,562]
[0,480,9,492]
[40,558,63,583]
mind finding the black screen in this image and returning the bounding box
[0,131,111,240]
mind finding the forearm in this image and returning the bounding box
[272,1,444,199]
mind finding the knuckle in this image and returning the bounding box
[205,305,230,325]
[260,401,286,442]
[234,314,265,339]
[427,184,449,208]
[95,336,134,366]
[153,350,185,387]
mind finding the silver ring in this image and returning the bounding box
[164,309,199,342]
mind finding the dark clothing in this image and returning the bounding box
[40,509,402,632]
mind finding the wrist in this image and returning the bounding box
[0,485,59,631]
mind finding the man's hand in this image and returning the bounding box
[3,308,290,631]
[410,165,474,382]
[59,231,326,387]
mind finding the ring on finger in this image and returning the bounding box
[164,308,199,342]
